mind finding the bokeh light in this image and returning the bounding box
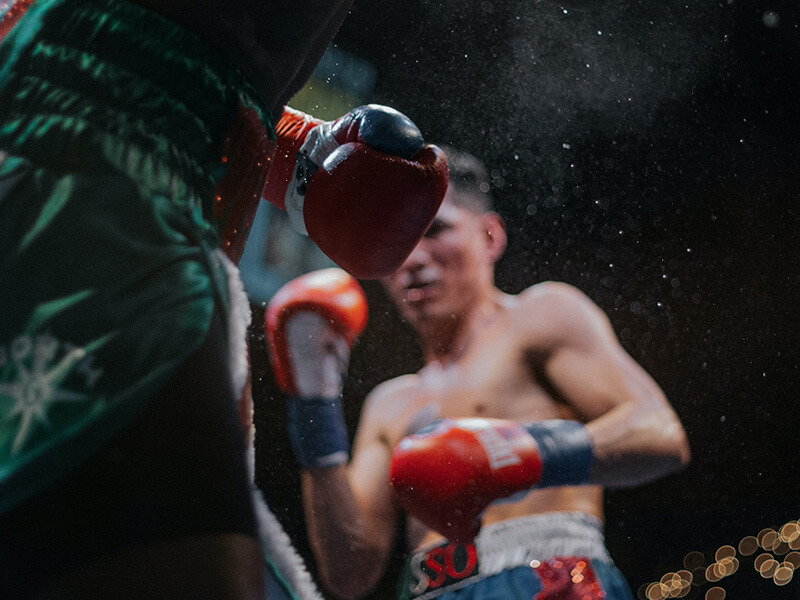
[705,586,725,600]
[738,536,759,556]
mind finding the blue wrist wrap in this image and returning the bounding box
[286,396,350,468]
[523,420,594,487]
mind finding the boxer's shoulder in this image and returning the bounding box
[360,373,427,441]
[518,280,590,308]
[513,282,610,344]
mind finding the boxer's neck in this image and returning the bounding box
[420,289,510,366]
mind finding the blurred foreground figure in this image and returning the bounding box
[266,148,691,600]
[0,1,447,598]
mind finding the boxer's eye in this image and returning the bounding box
[424,220,448,239]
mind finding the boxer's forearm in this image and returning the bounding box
[301,468,388,599]
[585,399,690,488]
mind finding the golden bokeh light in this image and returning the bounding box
[753,552,772,571]
[676,570,692,585]
[705,586,725,600]
[774,541,791,556]
[722,557,738,576]
[780,522,799,544]
[759,528,778,551]
[645,581,667,600]
[785,551,800,569]
[705,564,722,583]
[738,536,759,556]
[715,546,735,561]
[758,557,778,578]
[773,563,794,586]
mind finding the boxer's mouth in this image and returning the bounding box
[405,280,438,302]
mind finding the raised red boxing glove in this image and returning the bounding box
[263,105,448,279]
[390,418,594,544]
[390,418,543,544]
[265,267,368,394]
[265,268,368,468]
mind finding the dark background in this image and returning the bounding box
[251,0,800,598]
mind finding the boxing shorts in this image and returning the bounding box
[398,512,635,600]
[0,0,274,515]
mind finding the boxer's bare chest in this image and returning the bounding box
[394,311,574,443]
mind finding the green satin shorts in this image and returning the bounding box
[0,0,273,514]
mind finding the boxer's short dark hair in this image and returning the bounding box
[438,145,494,213]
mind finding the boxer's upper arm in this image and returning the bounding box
[517,282,666,420]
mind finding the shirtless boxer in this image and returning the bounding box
[0,1,446,598]
[265,148,690,600]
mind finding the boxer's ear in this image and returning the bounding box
[482,211,507,263]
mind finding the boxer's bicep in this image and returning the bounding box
[518,282,647,419]
[546,321,648,421]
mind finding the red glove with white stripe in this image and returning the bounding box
[265,268,368,395]
[390,418,594,543]
[263,105,448,279]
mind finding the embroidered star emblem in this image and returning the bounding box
[1,340,90,455]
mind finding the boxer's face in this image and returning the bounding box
[382,188,503,329]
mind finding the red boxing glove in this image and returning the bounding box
[265,268,368,467]
[263,105,448,279]
[264,268,368,395]
[389,418,543,544]
[390,418,595,543]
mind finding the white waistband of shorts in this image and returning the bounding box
[472,511,611,573]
